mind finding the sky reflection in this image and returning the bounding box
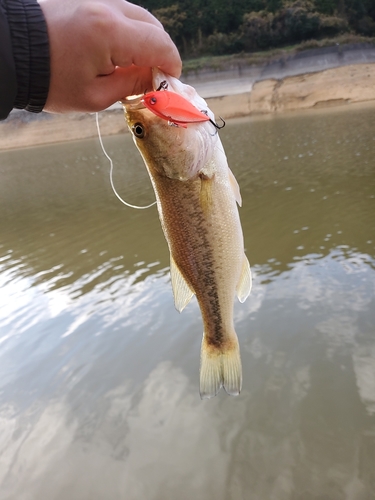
[0,104,375,499]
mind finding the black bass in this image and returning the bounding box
[123,70,251,399]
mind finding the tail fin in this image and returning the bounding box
[199,334,242,399]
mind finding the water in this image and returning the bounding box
[0,103,374,500]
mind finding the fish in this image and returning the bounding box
[122,70,252,399]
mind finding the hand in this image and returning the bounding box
[38,0,182,113]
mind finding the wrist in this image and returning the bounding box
[5,0,50,113]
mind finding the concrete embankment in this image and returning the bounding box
[1,49,375,150]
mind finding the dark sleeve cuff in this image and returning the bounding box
[6,0,50,113]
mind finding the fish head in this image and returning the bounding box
[122,72,218,181]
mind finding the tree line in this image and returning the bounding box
[134,0,375,57]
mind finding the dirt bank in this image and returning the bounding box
[249,62,375,113]
[1,63,375,151]
[206,62,375,118]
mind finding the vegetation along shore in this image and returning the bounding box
[137,0,375,60]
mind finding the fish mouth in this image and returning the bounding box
[121,94,146,110]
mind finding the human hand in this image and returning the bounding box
[38,0,182,113]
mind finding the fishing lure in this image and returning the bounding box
[142,81,225,130]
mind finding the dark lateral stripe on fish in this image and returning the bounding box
[163,178,225,347]
[186,201,224,348]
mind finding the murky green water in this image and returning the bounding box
[0,104,374,500]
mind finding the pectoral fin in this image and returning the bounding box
[236,255,252,303]
[199,173,213,212]
[170,256,194,312]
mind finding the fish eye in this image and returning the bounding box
[133,123,145,138]
[150,97,157,105]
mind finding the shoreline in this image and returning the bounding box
[1,62,375,151]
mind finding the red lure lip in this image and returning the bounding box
[141,89,210,128]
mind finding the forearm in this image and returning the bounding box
[0,0,50,120]
[0,0,17,120]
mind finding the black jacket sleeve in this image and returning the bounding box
[0,0,50,120]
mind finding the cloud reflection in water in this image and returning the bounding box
[1,104,375,499]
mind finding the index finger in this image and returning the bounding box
[111,17,182,78]
[119,0,164,30]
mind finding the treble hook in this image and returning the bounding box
[144,81,168,95]
[209,116,225,130]
[156,81,168,91]
[201,110,225,132]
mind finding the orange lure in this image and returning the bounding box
[142,89,211,128]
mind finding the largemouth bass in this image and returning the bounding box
[123,70,251,399]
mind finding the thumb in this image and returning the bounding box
[91,66,153,110]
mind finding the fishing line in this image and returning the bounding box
[95,112,156,210]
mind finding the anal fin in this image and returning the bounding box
[170,256,194,312]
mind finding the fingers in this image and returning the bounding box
[78,3,182,78]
